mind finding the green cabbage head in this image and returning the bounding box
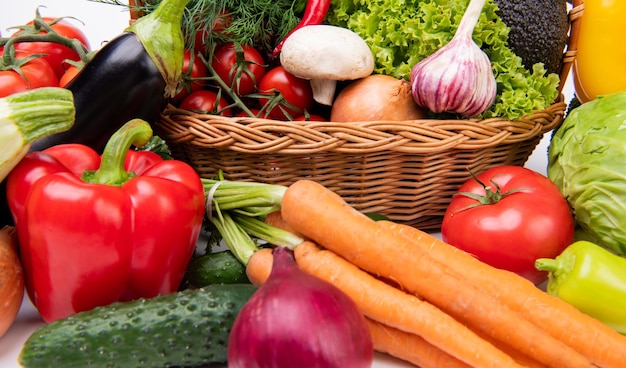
[548,91,626,256]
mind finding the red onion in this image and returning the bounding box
[227,247,373,368]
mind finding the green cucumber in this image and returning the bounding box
[185,250,250,287]
[19,283,257,368]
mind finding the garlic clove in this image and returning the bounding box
[410,0,497,117]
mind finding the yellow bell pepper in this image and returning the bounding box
[573,0,626,103]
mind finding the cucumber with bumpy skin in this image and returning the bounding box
[19,283,257,368]
[185,250,250,287]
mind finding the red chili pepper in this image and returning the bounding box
[6,119,206,323]
[272,0,331,57]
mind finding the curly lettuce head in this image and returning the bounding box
[548,91,626,256]
[327,0,560,120]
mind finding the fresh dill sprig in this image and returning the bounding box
[90,0,306,56]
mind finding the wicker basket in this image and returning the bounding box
[133,0,583,230]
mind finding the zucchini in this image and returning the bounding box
[185,250,250,287]
[19,283,257,368]
[0,87,74,181]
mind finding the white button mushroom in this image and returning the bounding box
[279,24,375,106]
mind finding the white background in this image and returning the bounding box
[0,1,573,367]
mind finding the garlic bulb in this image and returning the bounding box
[410,0,497,117]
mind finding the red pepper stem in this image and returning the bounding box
[83,119,153,186]
[271,0,331,57]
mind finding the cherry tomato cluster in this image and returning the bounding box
[172,16,325,121]
[0,16,91,98]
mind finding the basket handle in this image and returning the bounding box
[558,0,583,94]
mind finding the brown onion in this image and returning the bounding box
[330,74,427,122]
[227,246,373,368]
[0,226,24,338]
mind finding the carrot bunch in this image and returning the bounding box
[242,180,626,368]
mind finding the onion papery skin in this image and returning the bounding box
[330,74,427,122]
[227,247,373,368]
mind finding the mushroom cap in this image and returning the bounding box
[279,25,375,81]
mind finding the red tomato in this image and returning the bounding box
[441,166,574,285]
[294,114,327,121]
[179,89,232,116]
[212,43,266,96]
[193,10,233,53]
[59,64,81,87]
[172,50,210,102]
[0,53,59,97]
[13,17,91,79]
[258,66,313,120]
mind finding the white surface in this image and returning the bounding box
[0,1,574,367]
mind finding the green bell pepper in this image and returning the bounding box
[536,241,626,335]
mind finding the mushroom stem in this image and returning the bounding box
[311,79,338,106]
[279,25,375,107]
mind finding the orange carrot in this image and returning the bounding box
[472,327,548,368]
[266,212,547,368]
[294,240,524,368]
[245,247,274,286]
[245,240,522,367]
[280,179,595,368]
[264,210,301,237]
[366,318,472,368]
[380,219,626,368]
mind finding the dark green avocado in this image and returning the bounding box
[493,0,569,75]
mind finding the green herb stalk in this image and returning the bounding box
[202,174,298,265]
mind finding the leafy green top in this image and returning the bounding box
[92,0,305,56]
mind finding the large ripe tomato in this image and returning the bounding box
[0,53,59,97]
[179,89,232,116]
[441,165,574,285]
[211,43,266,96]
[13,17,91,79]
[172,50,210,102]
[258,66,313,120]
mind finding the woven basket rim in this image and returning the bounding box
[146,0,581,140]
[134,0,581,154]
[156,98,566,155]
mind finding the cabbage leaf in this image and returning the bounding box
[548,91,626,256]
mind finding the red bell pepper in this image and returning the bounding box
[6,119,205,323]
